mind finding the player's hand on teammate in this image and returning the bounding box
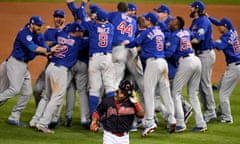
[90,120,98,132]
[129,90,138,104]
[50,44,61,53]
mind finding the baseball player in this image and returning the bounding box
[90,79,144,144]
[108,2,138,89]
[153,4,193,124]
[78,0,116,116]
[128,3,137,20]
[165,16,207,132]
[189,0,217,123]
[29,22,88,133]
[64,1,92,128]
[209,17,240,124]
[34,9,66,106]
[126,12,176,136]
[0,16,59,127]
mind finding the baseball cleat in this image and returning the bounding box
[191,126,207,132]
[29,120,37,128]
[167,123,176,133]
[36,124,55,134]
[7,119,26,127]
[65,115,72,127]
[141,123,157,136]
[175,125,186,133]
[184,106,193,123]
[220,119,233,124]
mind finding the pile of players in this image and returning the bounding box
[0,0,239,139]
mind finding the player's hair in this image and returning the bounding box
[137,16,146,29]
[117,2,128,12]
[176,16,184,29]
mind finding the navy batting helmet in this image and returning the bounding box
[119,80,133,97]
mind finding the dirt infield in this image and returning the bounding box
[0,2,239,83]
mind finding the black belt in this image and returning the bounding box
[111,132,128,137]
[197,49,211,55]
[182,54,190,58]
[228,61,240,66]
[89,52,109,57]
[14,57,29,63]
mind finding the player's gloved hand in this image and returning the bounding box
[129,90,138,104]
[90,120,98,132]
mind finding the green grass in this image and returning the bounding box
[0,84,240,144]
[0,0,240,5]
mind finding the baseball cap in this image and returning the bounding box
[154,4,170,14]
[53,9,65,18]
[68,22,84,33]
[190,0,205,11]
[29,16,44,26]
[119,79,133,97]
[143,12,158,25]
[96,9,109,22]
[89,4,101,14]
[128,3,137,11]
[218,18,233,30]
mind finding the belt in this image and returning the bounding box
[89,52,110,57]
[111,132,128,137]
[14,57,29,63]
[197,49,211,55]
[182,54,190,58]
[228,61,240,66]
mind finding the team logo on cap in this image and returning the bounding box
[26,35,32,42]
[125,83,130,90]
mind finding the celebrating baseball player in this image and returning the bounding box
[90,79,144,144]
[126,12,176,136]
[29,22,88,133]
[34,9,66,107]
[153,4,193,124]
[78,0,116,116]
[108,2,138,89]
[209,17,240,124]
[0,16,59,127]
[189,0,217,123]
[165,16,207,132]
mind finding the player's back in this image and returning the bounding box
[109,12,137,45]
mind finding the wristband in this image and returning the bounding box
[134,103,142,112]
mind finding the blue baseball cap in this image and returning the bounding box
[68,22,84,32]
[29,16,44,26]
[143,12,158,25]
[128,3,137,11]
[53,9,65,18]
[96,9,109,22]
[190,0,205,11]
[154,4,170,14]
[89,4,101,14]
[218,18,233,30]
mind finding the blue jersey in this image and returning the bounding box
[165,29,194,79]
[82,21,114,55]
[78,2,114,56]
[189,16,213,50]
[130,26,165,60]
[213,29,240,64]
[78,37,89,64]
[11,25,49,62]
[165,29,194,61]
[44,28,61,46]
[108,12,137,45]
[50,30,87,68]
